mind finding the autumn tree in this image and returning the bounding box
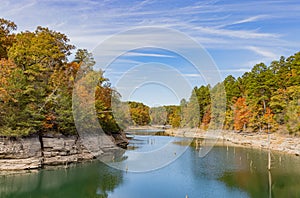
[95,72,120,134]
[3,26,74,136]
[262,107,277,132]
[201,105,211,130]
[164,105,181,128]
[128,101,150,126]
[0,18,17,59]
[234,97,250,131]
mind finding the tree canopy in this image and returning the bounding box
[181,52,300,135]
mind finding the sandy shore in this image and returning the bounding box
[165,128,300,156]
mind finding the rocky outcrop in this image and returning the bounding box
[42,136,95,166]
[0,137,42,170]
[0,133,128,171]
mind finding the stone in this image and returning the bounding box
[0,132,128,171]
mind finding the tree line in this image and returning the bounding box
[1,18,299,136]
[150,52,300,135]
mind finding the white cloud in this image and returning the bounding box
[246,46,278,59]
[233,15,269,25]
[125,52,175,58]
[183,73,202,77]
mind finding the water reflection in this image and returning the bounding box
[216,145,300,198]
[0,162,123,198]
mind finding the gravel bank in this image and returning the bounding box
[165,128,300,156]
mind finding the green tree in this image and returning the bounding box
[223,75,240,105]
[284,86,300,135]
[150,106,167,125]
[181,91,200,128]
[194,85,211,122]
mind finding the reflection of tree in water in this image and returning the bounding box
[0,161,124,198]
[96,162,124,198]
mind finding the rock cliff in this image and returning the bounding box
[0,133,128,171]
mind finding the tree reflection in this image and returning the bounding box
[0,161,124,198]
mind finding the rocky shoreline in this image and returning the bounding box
[165,128,300,156]
[0,133,128,171]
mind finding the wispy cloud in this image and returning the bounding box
[233,15,269,25]
[217,15,270,28]
[1,0,299,81]
[125,52,175,58]
[183,73,202,77]
[1,0,37,17]
[246,46,278,59]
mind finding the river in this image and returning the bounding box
[1,131,299,198]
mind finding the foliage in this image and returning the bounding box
[150,106,168,125]
[164,105,181,128]
[0,18,17,59]
[181,91,200,128]
[181,52,300,134]
[128,101,150,126]
[0,18,123,137]
[233,97,251,131]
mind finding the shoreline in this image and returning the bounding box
[1,127,299,174]
[165,128,300,156]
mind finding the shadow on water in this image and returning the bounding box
[0,161,124,198]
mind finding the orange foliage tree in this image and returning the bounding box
[262,107,277,132]
[234,97,251,131]
[201,105,211,130]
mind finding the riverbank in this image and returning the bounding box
[0,133,128,171]
[165,128,300,156]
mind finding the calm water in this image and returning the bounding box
[1,132,300,198]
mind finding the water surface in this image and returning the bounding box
[1,132,299,198]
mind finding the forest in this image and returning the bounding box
[0,18,299,137]
[149,54,300,135]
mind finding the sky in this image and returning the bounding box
[1,0,300,106]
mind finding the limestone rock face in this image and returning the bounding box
[0,133,128,171]
[0,137,42,170]
[42,136,95,166]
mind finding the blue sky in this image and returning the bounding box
[1,0,300,106]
